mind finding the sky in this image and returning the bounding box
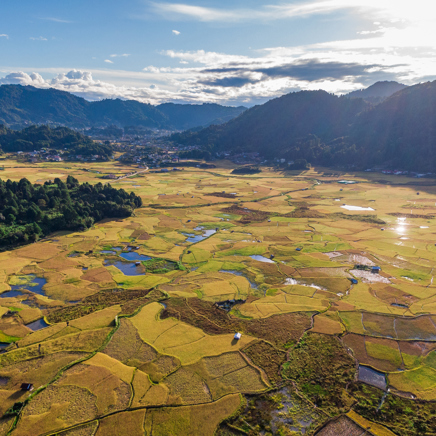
[1,0,436,106]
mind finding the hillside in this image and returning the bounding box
[172,81,436,171]
[172,90,368,158]
[350,81,436,170]
[0,124,94,152]
[346,81,407,104]
[157,102,246,130]
[0,85,246,130]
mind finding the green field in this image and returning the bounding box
[2,160,436,435]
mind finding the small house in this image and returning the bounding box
[234,332,242,340]
[350,278,358,285]
[296,247,302,251]
[371,266,381,274]
[21,383,34,392]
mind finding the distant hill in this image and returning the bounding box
[0,124,94,152]
[157,103,246,131]
[172,90,369,158]
[172,81,436,171]
[0,85,246,130]
[346,81,407,104]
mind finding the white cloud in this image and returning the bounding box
[0,72,46,86]
[30,36,48,41]
[163,49,252,65]
[110,53,130,58]
[149,3,239,22]
[104,59,114,64]
[0,34,8,39]
[172,30,181,35]
[40,17,72,23]
[148,0,436,23]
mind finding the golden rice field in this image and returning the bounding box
[2,159,436,434]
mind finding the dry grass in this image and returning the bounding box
[56,362,132,415]
[143,394,241,436]
[57,421,98,436]
[131,303,254,365]
[69,305,121,330]
[316,415,371,436]
[95,410,146,436]
[15,385,98,436]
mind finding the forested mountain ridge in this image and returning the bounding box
[172,90,369,157]
[345,81,407,104]
[349,81,436,169]
[0,85,246,130]
[172,80,436,171]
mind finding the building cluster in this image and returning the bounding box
[16,150,64,162]
[366,168,433,178]
[215,151,262,165]
[117,147,181,169]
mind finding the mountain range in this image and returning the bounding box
[0,85,246,130]
[172,80,436,171]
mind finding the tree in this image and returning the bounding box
[6,213,15,225]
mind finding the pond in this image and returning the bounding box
[0,376,8,385]
[358,365,387,390]
[182,228,217,243]
[119,252,152,262]
[104,260,146,276]
[8,274,47,297]
[341,205,375,211]
[10,276,47,296]
[391,303,408,308]
[68,252,81,258]
[2,276,48,298]
[0,290,25,298]
[250,255,275,263]
[219,270,258,289]
[100,247,123,255]
[26,318,50,331]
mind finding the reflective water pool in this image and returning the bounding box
[104,260,145,276]
[26,318,50,331]
[358,365,387,390]
[250,255,275,263]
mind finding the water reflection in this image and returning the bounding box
[26,318,49,331]
[104,260,145,276]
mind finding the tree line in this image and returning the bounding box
[0,176,142,247]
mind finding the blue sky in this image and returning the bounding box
[1,0,436,105]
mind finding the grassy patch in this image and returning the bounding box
[351,382,436,436]
[283,333,356,415]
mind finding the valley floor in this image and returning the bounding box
[1,160,435,436]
